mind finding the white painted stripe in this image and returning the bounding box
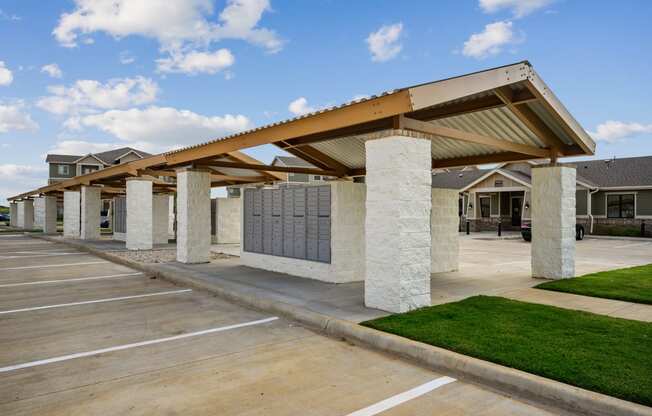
[0,252,85,260]
[345,377,456,416]
[0,316,279,373]
[3,249,79,255]
[0,289,192,315]
[613,241,651,249]
[0,272,143,288]
[0,261,107,271]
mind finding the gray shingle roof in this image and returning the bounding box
[45,147,150,165]
[573,156,652,188]
[45,154,80,163]
[431,169,488,189]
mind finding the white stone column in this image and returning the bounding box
[17,200,34,229]
[126,179,153,250]
[531,165,576,279]
[9,202,18,227]
[168,194,175,239]
[33,197,45,229]
[431,188,459,273]
[364,135,432,313]
[42,195,58,235]
[63,191,81,238]
[80,186,101,240]
[176,168,211,264]
[153,193,170,245]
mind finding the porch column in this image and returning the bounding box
[153,193,170,245]
[365,135,432,313]
[80,186,101,240]
[126,178,153,250]
[63,191,81,238]
[17,200,34,229]
[176,168,211,264]
[33,197,45,229]
[531,165,576,279]
[9,202,18,227]
[42,195,58,235]
[431,188,459,273]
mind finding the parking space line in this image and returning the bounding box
[0,252,86,260]
[0,289,193,315]
[0,261,108,271]
[0,316,279,373]
[345,376,456,416]
[0,272,144,288]
[612,241,651,249]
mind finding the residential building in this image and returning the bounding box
[432,156,652,236]
[46,147,151,185]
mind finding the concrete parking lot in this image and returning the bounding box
[0,235,564,416]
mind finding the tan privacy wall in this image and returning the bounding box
[240,181,366,283]
[431,188,460,273]
[212,197,241,244]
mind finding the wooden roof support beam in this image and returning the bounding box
[493,86,567,155]
[225,150,287,181]
[431,152,532,169]
[401,115,550,158]
[280,144,350,176]
[204,160,339,176]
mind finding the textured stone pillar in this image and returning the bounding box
[42,195,58,235]
[212,197,241,244]
[33,197,45,229]
[531,165,576,279]
[364,135,432,313]
[9,202,18,227]
[153,193,170,245]
[168,194,175,239]
[80,186,101,240]
[431,188,459,273]
[176,168,211,264]
[17,200,34,229]
[63,191,81,238]
[126,179,153,250]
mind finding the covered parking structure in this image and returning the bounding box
[9,61,596,313]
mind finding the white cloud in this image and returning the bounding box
[77,106,251,152]
[0,102,38,133]
[52,0,284,67]
[47,140,129,155]
[590,121,652,143]
[0,9,21,21]
[36,76,159,115]
[366,23,403,62]
[119,50,136,64]
[0,164,47,204]
[41,63,63,78]
[462,20,518,59]
[479,0,554,18]
[0,61,13,86]
[157,48,235,74]
[288,97,316,116]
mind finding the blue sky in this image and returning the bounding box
[0,0,651,203]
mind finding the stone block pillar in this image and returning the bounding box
[9,202,18,227]
[63,191,81,238]
[33,197,45,229]
[153,194,170,245]
[80,186,101,240]
[17,200,34,229]
[531,165,576,279]
[431,188,459,273]
[176,168,211,264]
[42,195,58,235]
[126,179,153,250]
[364,135,432,313]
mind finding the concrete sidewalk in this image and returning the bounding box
[502,288,652,322]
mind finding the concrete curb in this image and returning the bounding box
[32,234,652,416]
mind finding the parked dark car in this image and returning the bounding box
[521,220,584,241]
[0,213,9,223]
[100,210,110,228]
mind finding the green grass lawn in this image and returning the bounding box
[362,296,652,406]
[536,264,652,305]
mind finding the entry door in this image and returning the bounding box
[511,197,522,226]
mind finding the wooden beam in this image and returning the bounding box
[401,116,550,158]
[204,160,339,176]
[225,150,287,181]
[493,87,567,153]
[279,144,350,176]
[431,152,532,169]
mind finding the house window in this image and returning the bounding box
[57,164,69,175]
[607,194,635,218]
[81,165,100,174]
[313,175,321,181]
[495,180,503,187]
[480,196,490,218]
